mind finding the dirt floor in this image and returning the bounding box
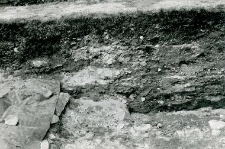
[0,0,225,149]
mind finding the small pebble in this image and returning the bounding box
[117,123,125,130]
[157,123,163,128]
[14,47,19,53]
[158,100,164,105]
[43,89,53,98]
[32,60,48,68]
[140,61,147,66]
[50,144,60,149]
[141,97,146,102]
[140,36,144,40]
[106,58,114,65]
[51,115,59,124]
[4,115,19,126]
[85,132,94,139]
[48,134,56,140]
[134,124,152,131]
[208,120,225,130]
[155,44,160,48]
[220,114,225,121]
[41,140,49,149]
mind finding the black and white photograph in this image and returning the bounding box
[0,0,225,148]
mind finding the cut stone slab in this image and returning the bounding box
[61,66,121,90]
[0,79,60,149]
[61,96,131,133]
[55,93,71,116]
[59,96,135,149]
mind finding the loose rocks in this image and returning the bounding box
[0,79,61,149]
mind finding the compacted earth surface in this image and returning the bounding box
[0,0,225,149]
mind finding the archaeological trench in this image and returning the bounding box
[0,0,225,149]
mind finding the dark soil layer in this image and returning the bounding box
[0,9,225,113]
[0,9,224,68]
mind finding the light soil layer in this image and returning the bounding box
[49,96,225,149]
[0,0,225,21]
